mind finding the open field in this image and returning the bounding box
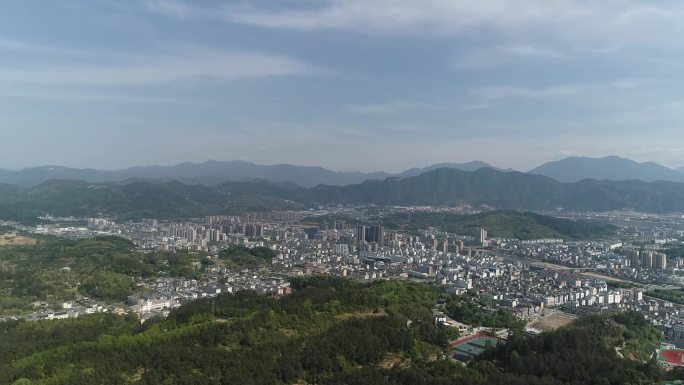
[528,311,578,332]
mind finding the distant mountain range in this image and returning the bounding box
[3,156,684,188]
[0,160,499,188]
[4,167,684,221]
[529,156,684,183]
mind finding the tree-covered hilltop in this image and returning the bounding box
[217,245,277,270]
[0,276,675,385]
[0,235,204,313]
[384,210,616,240]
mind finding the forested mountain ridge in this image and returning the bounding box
[3,167,684,222]
[302,167,684,212]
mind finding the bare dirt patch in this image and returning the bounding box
[336,309,386,320]
[529,311,577,332]
[378,352,409,369]
[0,233,37,246]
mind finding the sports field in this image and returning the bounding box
[451,332,500,361]
[658,349,684,366]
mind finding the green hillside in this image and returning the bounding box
[0,235,204,314]
[0,277,666,385]
[385,210,616,240]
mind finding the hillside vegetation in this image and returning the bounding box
[0,277,672,385]
[0,235,203,314]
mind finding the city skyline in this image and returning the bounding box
[2,0,684,171]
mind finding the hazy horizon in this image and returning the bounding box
[3,154,684,175]
[2,1,684,171]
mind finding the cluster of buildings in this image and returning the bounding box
[495,240,684,285]
[6,207,684,359]
[624,248,669,269]
[17,298,126,322]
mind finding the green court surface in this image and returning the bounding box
[452,335,500,361]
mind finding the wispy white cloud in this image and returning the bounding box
[221,0,684,46]
[454,44,572,70]
[0,89,192,104]
[502,45,570,59]
[345,100,455,115]
[0,49,315,86]
[0,37,81,56]
[142,0,192,18]
[471,78,656,102]
[346,101,412,115]
[0,38,46,52]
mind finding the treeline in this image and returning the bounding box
[647,288,684,305]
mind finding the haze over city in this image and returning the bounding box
[2,0,684,171]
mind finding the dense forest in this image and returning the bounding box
[0,276,678,385]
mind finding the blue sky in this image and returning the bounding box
[2,0,684,172]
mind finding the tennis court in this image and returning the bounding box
[451,332,500,361]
